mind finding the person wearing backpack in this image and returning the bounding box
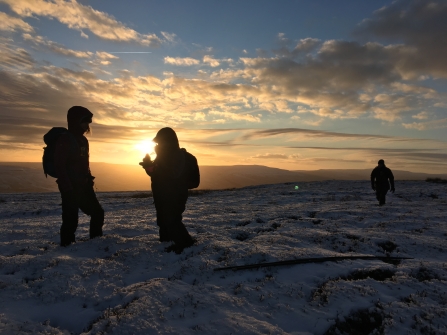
[140,127,199,254]
[53,106,104,246]
[371,159,395,206]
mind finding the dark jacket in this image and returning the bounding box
[145,148,200,204]
[371,165,394,190]
[54,108,93,192]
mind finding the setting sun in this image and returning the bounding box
[135,140,156,158]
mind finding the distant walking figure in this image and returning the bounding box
[371,159,395,206]
[140,127,199,254]
[54,106,104,246]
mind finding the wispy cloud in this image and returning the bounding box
[209,110,260,123]
[412,111,429,120]
[161,31,177,43]
[164,56,200,66]
[251,153,292,160]
[403,118,447,131]
[240,128,393,141]
[0,39,34,68]
[0,11,34,32]
[203,55,220,67]
[22,33,93,58]
[1,0,162,46]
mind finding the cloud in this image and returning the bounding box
[1,0,443,130]
[240,128,393,141]
[273,37,321,58]
[1,0,162,46]
[294,38,321,53]
[403,118,447,131]
[194,112,206,121]
[0,60,264,129]
[209,110,260,123]
[357,0,447,79]
[203,55,220,67]
[0,40,35,68]
[303,119,324,126]
[378,151,447,163]
[371,94,417,121]
[251,153,289,160]
[161,31,177,43]
[164,56,200,66]
[286,146,442,152]
[0,11,34,32]
[412,111,429,120]
[22,33,93,58]
[298,157,365,164]
[307,108,344,119]
[96,51,119,60]
[259,100,293,114]
[235,33,443,121]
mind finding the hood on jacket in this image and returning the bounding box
[67,106,93,134]
[153,127,179,149]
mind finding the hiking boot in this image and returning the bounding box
[60,239,75,247]
[165,238,196,254]
[165,244,184,254]
[60,234,75,247]
[159,234,172,242]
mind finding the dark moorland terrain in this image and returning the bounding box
[1,162,446,193]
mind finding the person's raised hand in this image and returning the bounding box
[139,153,152,168]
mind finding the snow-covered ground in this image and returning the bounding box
[0,180,446,335]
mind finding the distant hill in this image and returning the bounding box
[0,162,445,193]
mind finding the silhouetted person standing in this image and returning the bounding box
[55,106,104,246]
[371,159,395,206]
[140,127,199,254]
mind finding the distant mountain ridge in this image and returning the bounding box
[0,162,445,193]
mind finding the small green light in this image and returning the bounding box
[295,186,299,190]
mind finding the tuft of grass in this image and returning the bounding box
[343,268,395,282]
[378,240,397,253]
[324,308,384,335]
[411,267,440,282]
[426,178,447,184]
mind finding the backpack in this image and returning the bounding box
[185,151,200,189]
[42,127,77,178]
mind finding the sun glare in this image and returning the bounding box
[135,140,156,158]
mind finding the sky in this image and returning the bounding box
[0,0,446,173]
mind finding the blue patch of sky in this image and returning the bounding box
[88,0,392,55]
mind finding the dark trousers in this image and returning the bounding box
[376,188,388,205]
[155,201,193,247]
[60,186,104,246]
